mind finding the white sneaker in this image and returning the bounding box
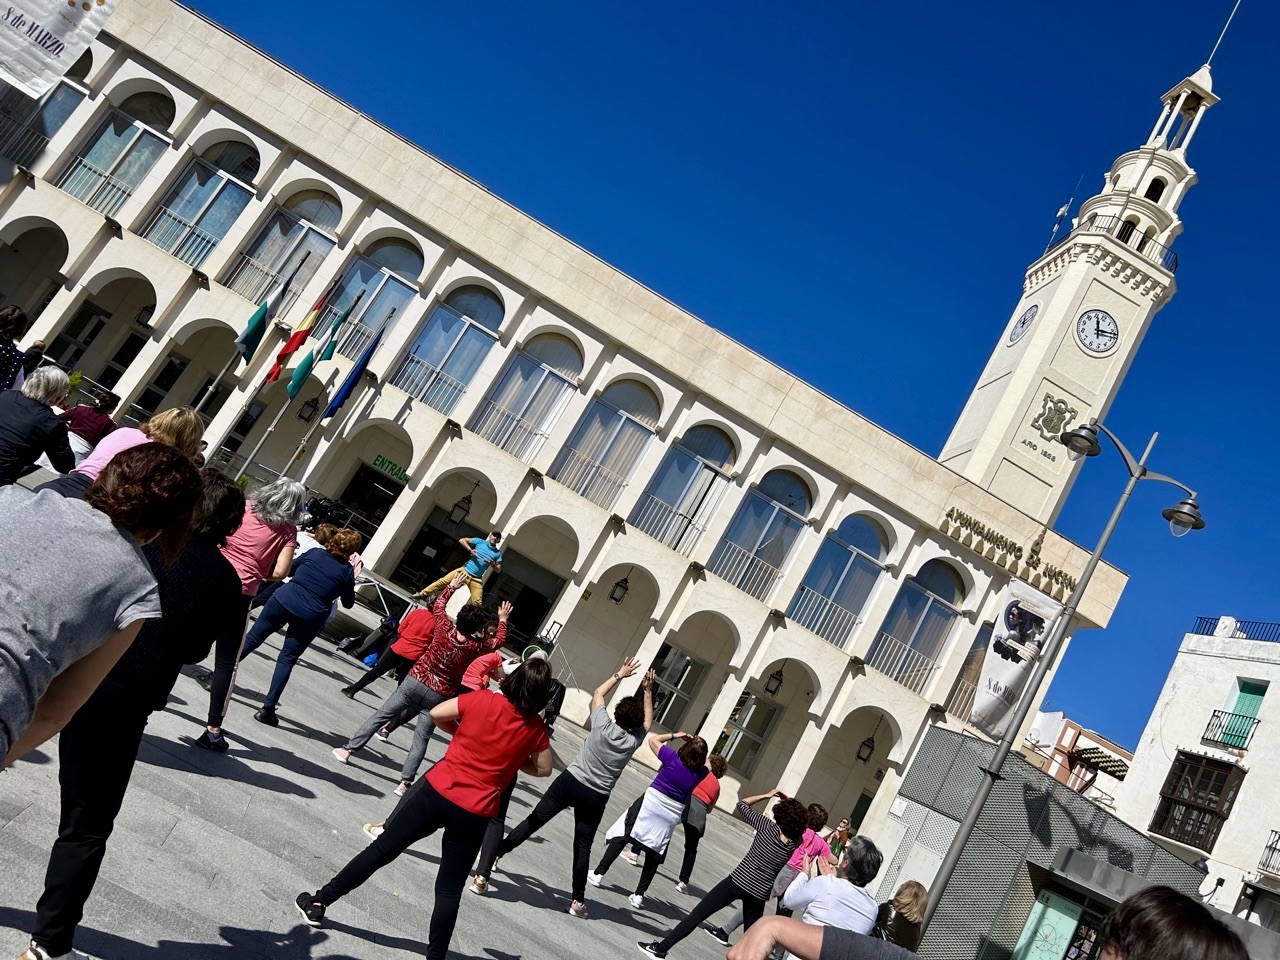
[587,870,604,887]
[331,747,351,764]
[363,822,384,841]
[622,849,641,866]
[375,726,391,742]
[568,899,589,918]
[470,876,489,895]
[629,893,645,909]
[19,945,95,960]
[394,780,410,796]
[675,880,689,894]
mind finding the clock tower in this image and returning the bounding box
[939,65,1218,524]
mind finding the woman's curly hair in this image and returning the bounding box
[87,444,202,561]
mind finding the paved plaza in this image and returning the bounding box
[0,633,758,959]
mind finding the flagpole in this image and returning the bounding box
[281,368,341,478]
[1044,175,1084,253]
[197,251,313,418]
[236,387,296,482]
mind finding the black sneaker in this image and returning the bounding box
[340,686,356,699]
[194,669,214,692]
[295,891,325,927]
[637,942,667,959]
[254,706,279,726]
[704,925,730,947]
[195,730,229,753]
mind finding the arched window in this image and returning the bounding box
[471,332,583,460]
[632,424,737,554]
[789,515,888,647]
[0,54,90,167]
[709,469,812,601]
[1137,225,1157,255]
[1144,178,1167,203]
[550,379,661,509]
[365,237,424,281]
[944,622,993,719]
[66,51,92,82]
[1117,218,1139,244]
[224,186,342,305]
[57,90,174,216]
[141,139,259,267]
[867,558,964,694]
[390,284,505,414]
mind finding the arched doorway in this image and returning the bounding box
[307,418,415,543]
[0,221,68,317]
[714,656,819,795]
[650,610,738,733]
[796,706,902,831]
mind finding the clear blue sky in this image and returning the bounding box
[184,0,1274,750]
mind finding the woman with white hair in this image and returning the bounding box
[197,477,305,753]
[0,366,74,484]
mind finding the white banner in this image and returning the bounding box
[968,580,1062,739]
[0,2,118,99]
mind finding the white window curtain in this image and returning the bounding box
[471,350,574,460]
[552,399,653,509]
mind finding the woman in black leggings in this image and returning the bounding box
[637,791,808,959]
[297,659,554,960]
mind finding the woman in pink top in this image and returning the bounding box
[197,478,305,752]
[35,407,205,499]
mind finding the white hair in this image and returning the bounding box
[248,478,306,528]
[21,366,69,407]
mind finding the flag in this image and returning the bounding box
[265,277,339,384]
[322,327,383,421]
[1055,203,1070,219]
[286,291,365,400]
[233,259,307,363]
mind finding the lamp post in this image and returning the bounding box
[922,419,1203,930]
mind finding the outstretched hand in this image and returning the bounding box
[616,657,641,679]
[497,600,513,622]
[641,668,656,691]
[450,570,468,589]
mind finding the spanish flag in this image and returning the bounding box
[264,277,340,384]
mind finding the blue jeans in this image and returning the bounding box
[240,596,327,709]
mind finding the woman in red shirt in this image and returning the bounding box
[339,599,437,699]
[297,658,554,960]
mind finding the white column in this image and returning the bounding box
[774,716,825,798]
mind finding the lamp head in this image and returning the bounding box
[1162,498,1205,538]
[1059,421,1101,461]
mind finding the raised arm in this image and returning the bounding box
[739,788,782,806]
[641,668,655,731]
[490,600,512,650]
[434,570,467,615]
[590,656,640,713]
[648,729,687,758]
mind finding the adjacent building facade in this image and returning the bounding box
[0,0,1226,837]
[1023,710,1133,811]
[1114,616,1280,934]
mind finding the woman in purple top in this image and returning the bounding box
[589,731,708,910]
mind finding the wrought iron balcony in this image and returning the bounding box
[1202,710,1260,750]
[945,677,977,720]
[788,586,861,648]
[470,399,549,462]
[707,540,781,602]
[1049,213,1178,273]
[1192,616,1280,643]
[141,206,222,267]
[0,123,50,168]
[57,158,134,216]
[865,631,937,696]
[390,354,467,415]
[549,447,628,510]
[1260,830,1280,879]
[630,494,707,556]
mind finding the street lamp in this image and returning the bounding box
[922,419,1204,930]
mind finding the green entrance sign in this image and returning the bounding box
[371,454,409,484]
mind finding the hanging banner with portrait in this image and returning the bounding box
[0,2,118,99]
[968,580,1062,739]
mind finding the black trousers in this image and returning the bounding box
[318,778,487,960]
[205,592,252,727]
[344,649,413,695]
[31,679,150,956]
[498,770,608,902]
[657,875,764,951]
[678,821,704,884]
[472,777,517,880]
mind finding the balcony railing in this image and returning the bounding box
[551,447,628,510]
[1202,710,1260,750]
[333,309,375,359]
[1192,616,1280,643]
[707,540,781,602]
[141,207,222,267]
[865,631,937,695]
[1051,213,1178,273]
[1260,830,1280,878]
[0,124,50,168]
[57,158,134,216]
[788,586,860,648]
[630,494,706,556]
[470,399,548,462]
[946,677,977,720]
[225,253,287,306]
[390,355,467,414]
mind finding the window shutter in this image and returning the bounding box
[1234,681,1267,719]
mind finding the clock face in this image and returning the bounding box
[1008,305,1038,344]
[1075,309,1119,354]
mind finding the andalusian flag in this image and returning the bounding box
[233,259,306,363]
[265,277,339,384]
[286,290,365,400]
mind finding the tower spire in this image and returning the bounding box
[1207,0,1243,66]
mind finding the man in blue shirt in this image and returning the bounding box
[417,530,503,604]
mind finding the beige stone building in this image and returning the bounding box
[0,1,1220,838]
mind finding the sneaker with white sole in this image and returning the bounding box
[675,880,689,894]
[568,899,588,918]
[374,726,391,742]
[704,925,731,946]
[622,848,641,866]
[18,944,92,960]
[637,942,667,959]
[470,876,489,895]
[587,870,604,887]
[363,822,384,841]
[331,747,351,764]
[394,780,410,796]
[295,891,326,928]
[628,893,644,909]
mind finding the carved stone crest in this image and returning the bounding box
[1031,393,1078,443]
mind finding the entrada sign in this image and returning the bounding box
[941,507,1078,594]
[371,454,409,484]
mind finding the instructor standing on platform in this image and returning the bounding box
[418,531,503,605]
